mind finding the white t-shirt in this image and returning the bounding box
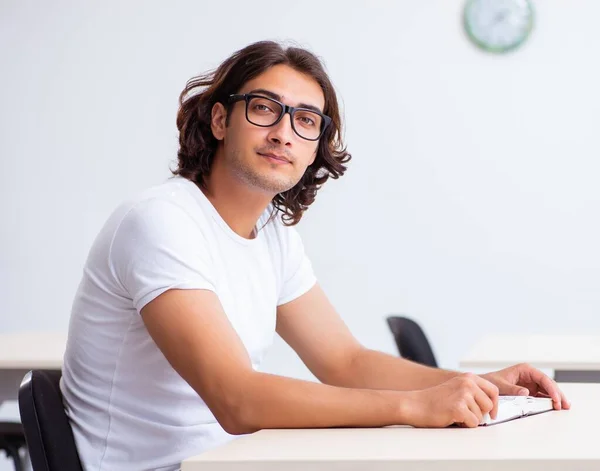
[60,175,316,471]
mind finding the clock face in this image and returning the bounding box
[464,0,534,53]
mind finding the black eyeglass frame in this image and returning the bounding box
[227,93,332,141]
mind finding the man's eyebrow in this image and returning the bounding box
[247,88,323,114]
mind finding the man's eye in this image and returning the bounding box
[298,116,315,126]
[254,104,274,113]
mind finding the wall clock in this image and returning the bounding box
[464,0,535,53]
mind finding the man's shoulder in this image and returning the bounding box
[92,176,207,252]
[123,175,198,210]
[114,176,204,225]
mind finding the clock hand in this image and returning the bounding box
[494,10,509,24]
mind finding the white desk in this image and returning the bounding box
[0,332,65,405]
[459,334,600,382]
[182,383,598,471]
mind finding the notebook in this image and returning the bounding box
[480,395,553,426]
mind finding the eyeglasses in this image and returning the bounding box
[227,93,332,141]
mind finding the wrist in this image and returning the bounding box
[390,390,420,426]
[445,369,462,379]
[434,369,461,386]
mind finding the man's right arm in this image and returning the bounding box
[141,289,495,433]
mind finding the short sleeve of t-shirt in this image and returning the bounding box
[109,198,216,313]
[277,225,317,306]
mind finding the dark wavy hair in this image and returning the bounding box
[172,40,351,226]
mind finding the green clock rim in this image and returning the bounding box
[463,0,535,54]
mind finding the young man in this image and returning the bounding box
[61,40,569,471]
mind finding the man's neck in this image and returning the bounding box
[200,160,273,240]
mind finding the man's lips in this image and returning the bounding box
[258,152,291,164]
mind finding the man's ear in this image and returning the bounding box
[211,102,227,141]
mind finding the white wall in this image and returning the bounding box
[1,0,600,466]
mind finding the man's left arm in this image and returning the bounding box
[277,284,570,410]
[277,284,459,391]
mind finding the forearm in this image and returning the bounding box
[328,347,459,391]
[228,370,410,434]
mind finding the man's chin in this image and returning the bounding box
[230,163,299,195]
[254,175,300,195]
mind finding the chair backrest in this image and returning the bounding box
[386,316,438,368]
[18,370,83,471]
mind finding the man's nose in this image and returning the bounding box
[267,112,295,145]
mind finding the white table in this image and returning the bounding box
[182,383,598,471]
[0,332,66,405]
[459,334,600,382]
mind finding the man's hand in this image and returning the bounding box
[480,363,570,411]
[403,373,500,428]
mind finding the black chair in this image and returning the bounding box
[386,315,438,368]
[0,421,26,471]
[18,370,83,471]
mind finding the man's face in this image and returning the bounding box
[212,64,325,195]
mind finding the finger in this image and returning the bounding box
[530,380,569,409]
[466,396,484,426]
[452,398,480,428]
[533,391,551,398]
[455,404,480,428]
[473,388,494,418]
[558,386,571,409]
[474,376,499,419]
[525,368,562,409]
